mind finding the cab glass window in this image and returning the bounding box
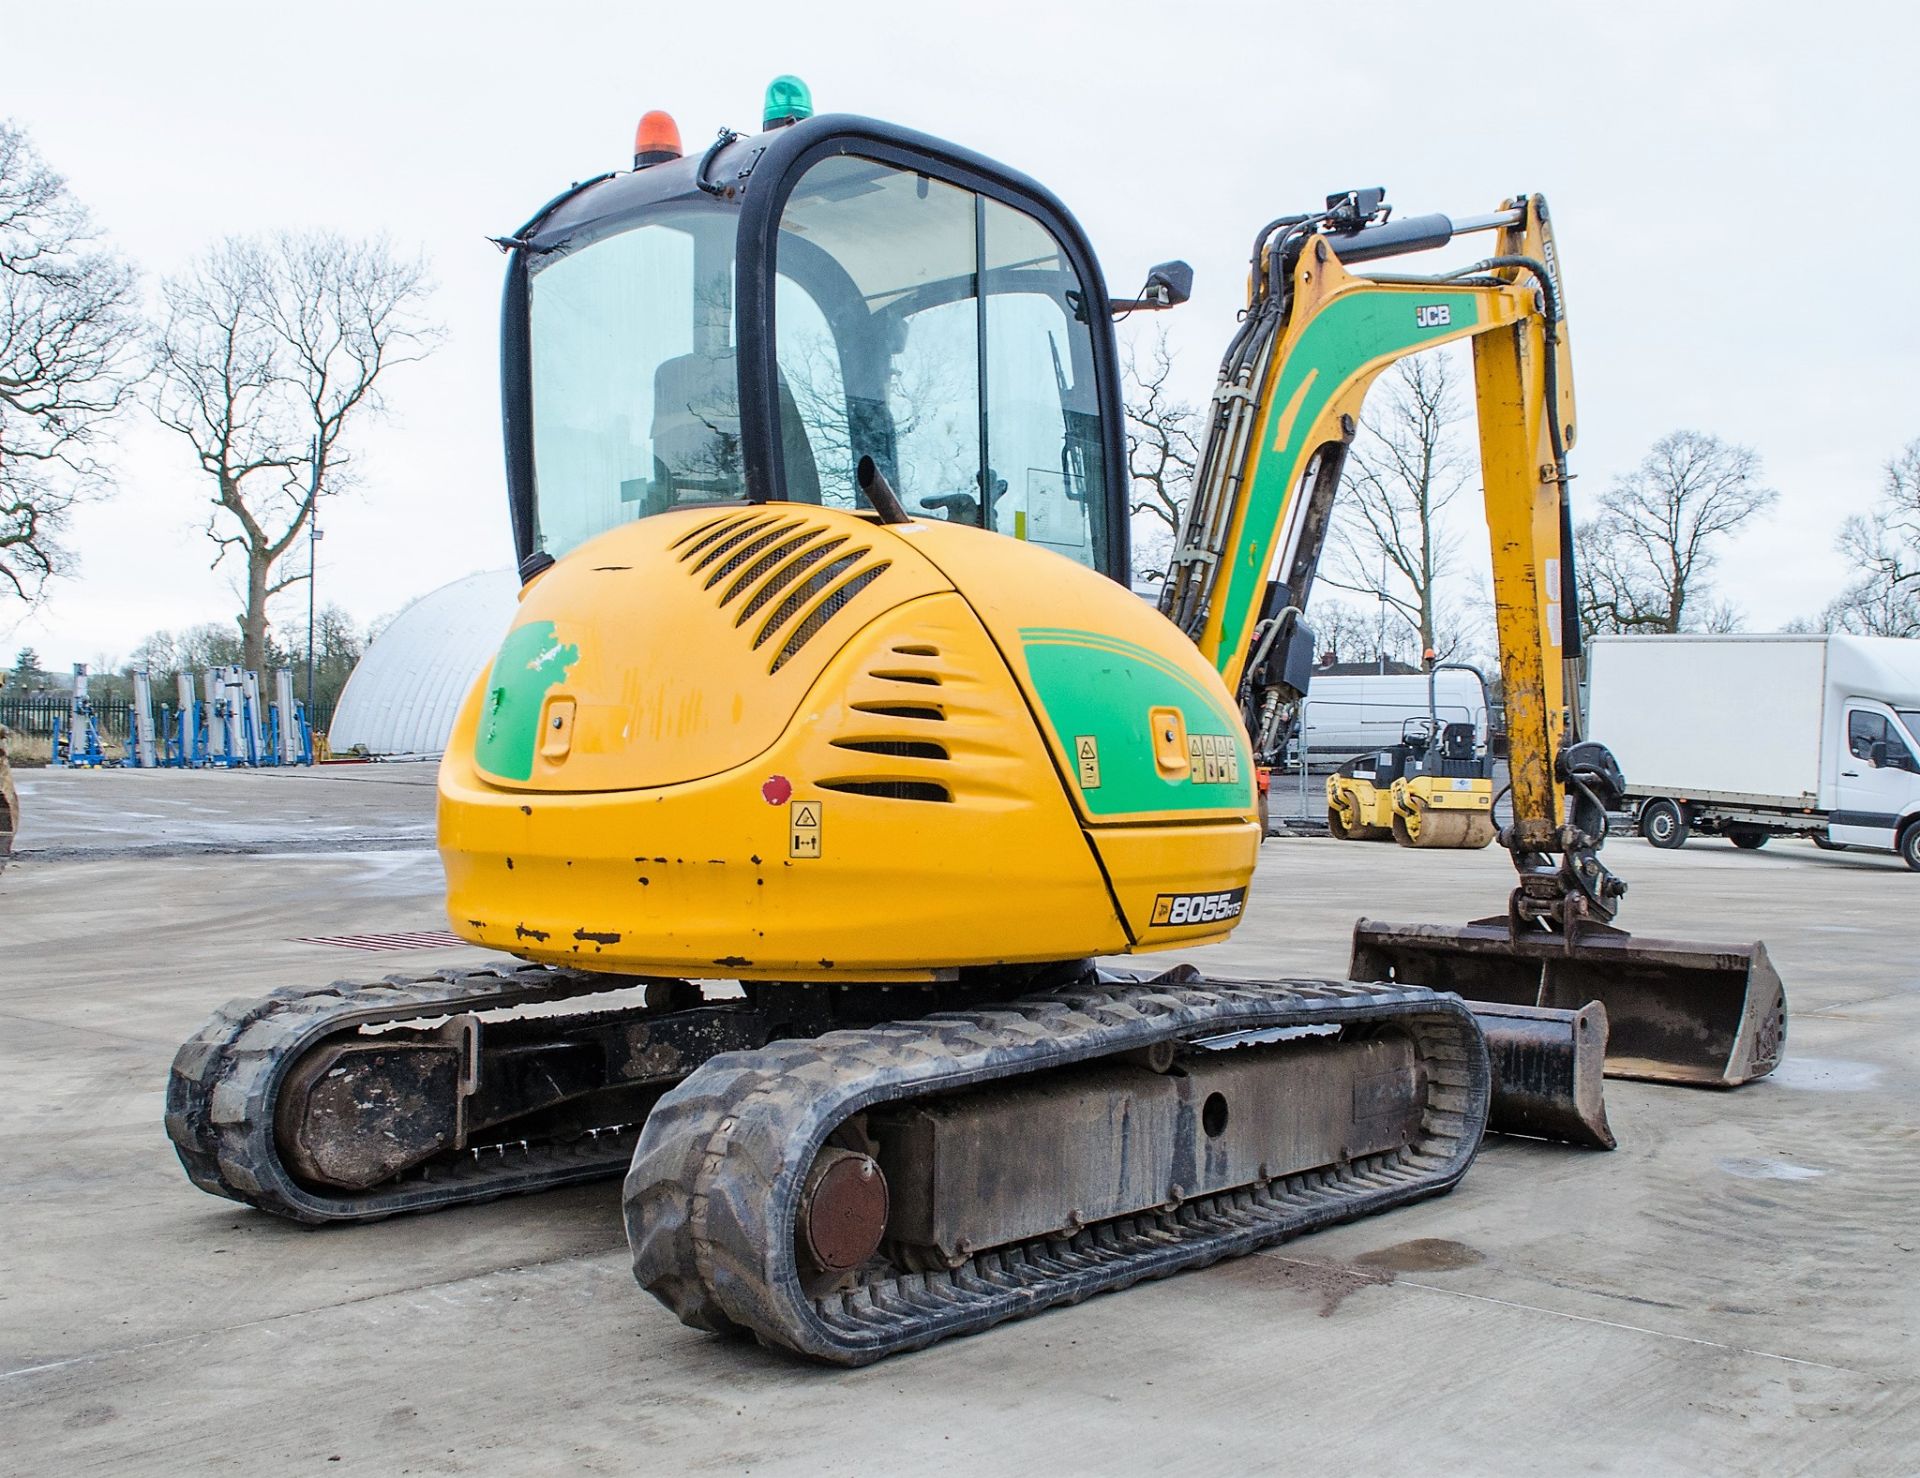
[773,155,1109,570]
[1848,709,1888,761]
[527,207,742,559]
[1849,708,1918,770]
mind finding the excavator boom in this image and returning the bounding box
[1164,190,1784,1086]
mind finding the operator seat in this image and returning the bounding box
[649,352,822,512]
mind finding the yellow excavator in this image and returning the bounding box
[167,84,1785,1364]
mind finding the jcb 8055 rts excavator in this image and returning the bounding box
[167,85,1785,1364]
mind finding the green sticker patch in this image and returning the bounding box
[1020,628,1252,818]
[474,620,579,782]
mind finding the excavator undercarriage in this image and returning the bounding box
[170,961,1490,1363]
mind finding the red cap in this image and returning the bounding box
[633,111,683,168]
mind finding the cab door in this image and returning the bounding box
[1832,703,1920,848]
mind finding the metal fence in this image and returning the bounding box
[0,697,134,741]
[2,692,337,760]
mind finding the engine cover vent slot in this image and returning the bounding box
[672,510,737,548]
[818,779,951,803]
[769,563,891,673]
[830,738,950,761]
[737,537,850,625]
[869,668,940,686]
[718,529,826,607]
[704,519,805,590]
[758,554,883,662]
[689,514,784,574]
[673,512,755,560]
[851,702,946,722]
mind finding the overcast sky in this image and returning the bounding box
[5,0,1914,669]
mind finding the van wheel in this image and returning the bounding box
[1900,821,1920,872]
[1727,826,1769,850]
[1641,799,1690,849]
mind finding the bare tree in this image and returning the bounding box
[1123,327,1199,574]
[1304,595,1407,669]
[1576,430,1776,635]
[1321,355,1471,658]
[0,121,144,603]
[151,233,438,671]
[1819,439,1920,637]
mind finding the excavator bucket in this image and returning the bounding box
[1352,920,1786,1088]
[1469,1000,1614,1149]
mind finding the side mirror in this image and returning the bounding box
[1869,739,1890,769]
[1143,260,1193,307]
[1110,260,1193,315]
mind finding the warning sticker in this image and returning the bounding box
[789,799,822,859]
[1074,735,1100,789]
[1185,734,1242,786]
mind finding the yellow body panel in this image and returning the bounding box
[439,510,1257,978]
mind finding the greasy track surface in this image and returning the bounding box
[626,976,1490,1364]
[165,964,638,1222]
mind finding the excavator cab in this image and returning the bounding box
[503,117,1128,584]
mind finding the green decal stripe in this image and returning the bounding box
[1215,287,1483,674]
[473,620,579,783]
[1018,628,1252,818]
[1020,627,1231,715]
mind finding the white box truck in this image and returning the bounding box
[1586,634,1920,869]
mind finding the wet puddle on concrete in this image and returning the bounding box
[1351,1237,1486,1274]
[1768,1057,1882,1092]
[1218,1238,1485,1317]
[1715,1156,1826,1181]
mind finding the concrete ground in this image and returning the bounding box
[2,765,1916,1475]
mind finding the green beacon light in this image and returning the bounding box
[763,75,813,129]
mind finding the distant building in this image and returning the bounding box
[327,570,518,758]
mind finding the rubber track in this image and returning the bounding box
[165,963,640,1224]
[624,976,1489,1364]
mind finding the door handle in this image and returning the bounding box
[1842,770,1860,778]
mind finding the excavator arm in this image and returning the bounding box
[1164,191,1623,929]
[1164,191,1783,1085]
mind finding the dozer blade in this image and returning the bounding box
[1469,1001,1615,1149]
[1352,919,1786,1088]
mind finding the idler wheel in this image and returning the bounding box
[797,1147,889,1275]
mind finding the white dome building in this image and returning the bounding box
[327,570,519,757]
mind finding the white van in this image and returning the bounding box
[1287,669,1490,770]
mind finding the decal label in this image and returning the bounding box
[789,799,822,859]
[474,620,580,783]
[1415,303,1452,327]
[1149,887,1247,928]
[1186,733,1241,785]
[1074,735,1101,789]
